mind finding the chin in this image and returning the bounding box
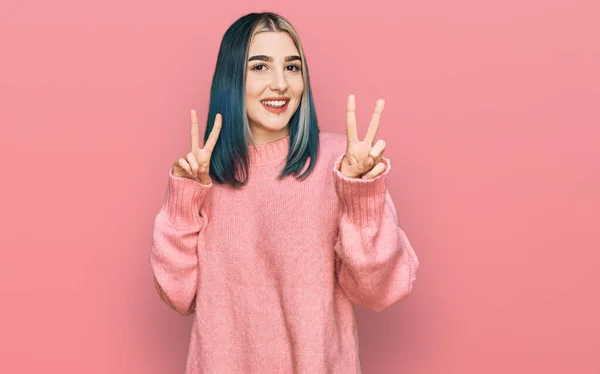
[260,123,290,134]
[247,104,299,132]
[253,112,290,127]
[265,117,292,128]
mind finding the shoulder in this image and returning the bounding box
[318,131,346,157]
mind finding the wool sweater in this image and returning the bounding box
[150,131,419,373]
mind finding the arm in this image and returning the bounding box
[332,154,419,312]
[150,168,212,316]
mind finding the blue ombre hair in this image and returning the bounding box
[203,12,320,188]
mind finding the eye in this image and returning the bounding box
[251,63,268,71]
[250,63,302,72]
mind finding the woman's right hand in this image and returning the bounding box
[171,110,222,185]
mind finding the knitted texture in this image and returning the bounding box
[150,132,419,373]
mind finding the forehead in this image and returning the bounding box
[248,31,299,56]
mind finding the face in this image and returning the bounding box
[245,31,304,144]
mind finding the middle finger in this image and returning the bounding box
[186,152,199,178]
[364,99,385,145]
[191,109,200,152]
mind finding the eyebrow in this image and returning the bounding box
[248,55,301,63]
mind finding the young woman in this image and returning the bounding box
[150,11,419,373]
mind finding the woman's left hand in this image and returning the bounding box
[339,94,388,180]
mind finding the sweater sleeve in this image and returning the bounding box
[332,154,419,312]
[150,168,212,316]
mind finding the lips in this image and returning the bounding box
[262,100,288,114]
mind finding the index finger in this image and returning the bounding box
[191,109,200,152]
[345,94,358,143]
[203,113,222,153]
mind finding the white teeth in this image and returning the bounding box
[261,100,287,107]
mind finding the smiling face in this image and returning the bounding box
[245,31,304,144]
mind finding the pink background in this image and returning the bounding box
[1,0,599,373]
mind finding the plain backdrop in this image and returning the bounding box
[1,0,599,373]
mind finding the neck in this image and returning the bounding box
[248,133,290,166]
[248,125,290,145]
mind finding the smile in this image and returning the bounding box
[261,99,289,114]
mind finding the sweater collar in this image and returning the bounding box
[248,134,290,166]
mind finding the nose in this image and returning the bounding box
[269,69,288,92]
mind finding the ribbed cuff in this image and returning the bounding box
[162,168,213,227]
[332,154,391,226]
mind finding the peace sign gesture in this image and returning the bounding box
[339,94,388,179]
[171,109,222,185]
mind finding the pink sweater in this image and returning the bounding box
[150,131,419,373]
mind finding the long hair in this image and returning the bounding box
[203,12,320,188]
